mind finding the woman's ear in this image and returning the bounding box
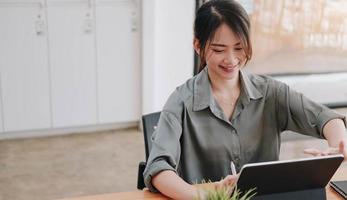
[193,38,201,55]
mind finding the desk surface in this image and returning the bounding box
[61,167,347,200]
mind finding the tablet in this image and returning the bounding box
[237,154,344,196]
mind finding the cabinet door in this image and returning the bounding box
[0,0,51,132]
[47,0,98,127]
[95,0,141,123]
[0,90,2,132]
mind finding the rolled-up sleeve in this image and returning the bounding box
[275,81,346,138]
[143,91,184,192]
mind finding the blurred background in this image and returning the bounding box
[0,0,346,199]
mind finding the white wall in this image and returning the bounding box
[142,0,195,114]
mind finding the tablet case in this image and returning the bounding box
[236,155,344,200]
[330,180,347,199]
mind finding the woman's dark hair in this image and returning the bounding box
[194,0,252,72]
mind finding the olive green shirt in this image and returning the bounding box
[143,67,346,192]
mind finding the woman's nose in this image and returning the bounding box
[223,55,238,66]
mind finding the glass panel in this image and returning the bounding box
[245,0,347,75]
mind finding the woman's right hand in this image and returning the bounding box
[196,175,239,200]
[214,174,239,196]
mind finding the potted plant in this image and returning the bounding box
[195,182,256,200]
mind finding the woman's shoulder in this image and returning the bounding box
[244,72,288,96]
[247,72,286,87]
[168,73,199,101]
[162,75,197,114]
[175,75,196,99]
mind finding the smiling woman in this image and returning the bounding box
[195,24,245,80]
[194,0,252,72]
[142,1,347,200]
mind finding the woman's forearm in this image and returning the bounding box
[152,170,198,200]
[323,118,347,147]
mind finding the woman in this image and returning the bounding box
[143,0,347,199]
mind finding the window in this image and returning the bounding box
[245,0,347,107]
[247,0,347,75]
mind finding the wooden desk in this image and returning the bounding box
[61,167,347,200]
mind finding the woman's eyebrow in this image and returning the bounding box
[211,42,241,47]
[211,43,227,47]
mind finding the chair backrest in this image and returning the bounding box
[142,111,161,160]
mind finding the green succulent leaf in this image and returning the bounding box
[195,181,256,200]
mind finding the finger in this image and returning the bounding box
[321,150,329,156]
[222,176,237,196]
[304,148,321,156]
[224,175,238,185]
[339,141,347,160]
[227,185,234,197]
[217,176,236,190]
[322,148,330,156]
[225,174,238,180]
[215,179,228,190]
[326,147,339,155]
[223,178,233,186]
[339,141,346,154]
[214,181,222,190]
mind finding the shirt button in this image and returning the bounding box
[234,157,240,163]
[234,161,241,171]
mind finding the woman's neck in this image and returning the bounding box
[209,71,241,94]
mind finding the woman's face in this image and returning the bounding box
[203,23,247,80]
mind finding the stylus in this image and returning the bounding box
[230,161,237,175]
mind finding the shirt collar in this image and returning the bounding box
[239,69,263,101]
[193,67,212,111]
[193,66,263,112]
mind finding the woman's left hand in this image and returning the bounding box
[304,140,347,161]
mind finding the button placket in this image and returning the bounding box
[230,126,242,171]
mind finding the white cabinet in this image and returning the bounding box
[0,1,51,132]
[0,98,3,132]
[0,74,3,132]
[0,0,141,135]
[95,0,141,123]
[47,0,98,127]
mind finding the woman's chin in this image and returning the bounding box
[218,66,239,79]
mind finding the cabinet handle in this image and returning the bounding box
[83,18,93,33]
[36,0,45,35]
[131,0,139,32]
[35,19,45,35]
[84,0,94,33]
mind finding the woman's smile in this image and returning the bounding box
[218,64,238,73]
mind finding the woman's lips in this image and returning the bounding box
[219,64,237,73]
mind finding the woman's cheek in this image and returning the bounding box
[212,54,225,64]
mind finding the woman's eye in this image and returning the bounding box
[213,49,224,53]
[235,47,243,51]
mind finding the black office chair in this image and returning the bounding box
[137,111,161,190]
